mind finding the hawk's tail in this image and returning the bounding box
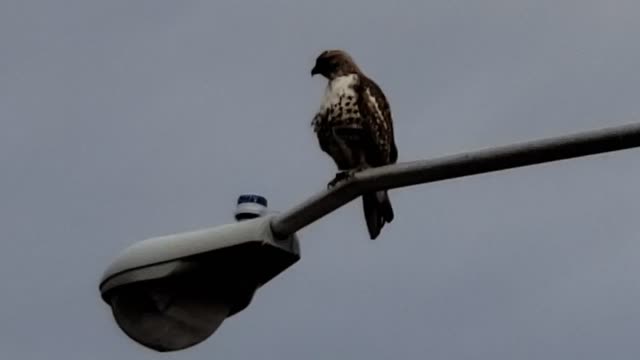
[362,190,394,240]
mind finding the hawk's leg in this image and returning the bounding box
[326,125,368,188]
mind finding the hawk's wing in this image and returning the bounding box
[356,75,397,167]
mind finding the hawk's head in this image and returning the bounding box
[311,49,360,79]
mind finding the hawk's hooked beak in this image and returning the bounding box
[311,65,320,76]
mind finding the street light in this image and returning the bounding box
[99,200,300,352]
[100,121,640,352]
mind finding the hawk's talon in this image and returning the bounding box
[327,171,350,188]
[327,167,366,189]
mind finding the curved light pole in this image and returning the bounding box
[271,121,640,237]
[100,121,640,352]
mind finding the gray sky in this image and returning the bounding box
[2,0,640,358]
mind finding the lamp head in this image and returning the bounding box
[99,216,300,352]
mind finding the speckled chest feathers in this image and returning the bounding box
[313,74,361,129]
[312,74,368,170]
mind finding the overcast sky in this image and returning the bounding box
[2,0,640,359]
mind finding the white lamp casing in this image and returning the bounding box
[99,215,300,352]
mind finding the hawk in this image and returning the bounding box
[310,49,398,239]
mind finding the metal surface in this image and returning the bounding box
[271,121,640,238]
[100,215,299,293]
[99,215,301,352]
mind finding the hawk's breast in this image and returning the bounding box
[313,74,361,131]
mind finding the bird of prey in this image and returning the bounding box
[310,49,398,240]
